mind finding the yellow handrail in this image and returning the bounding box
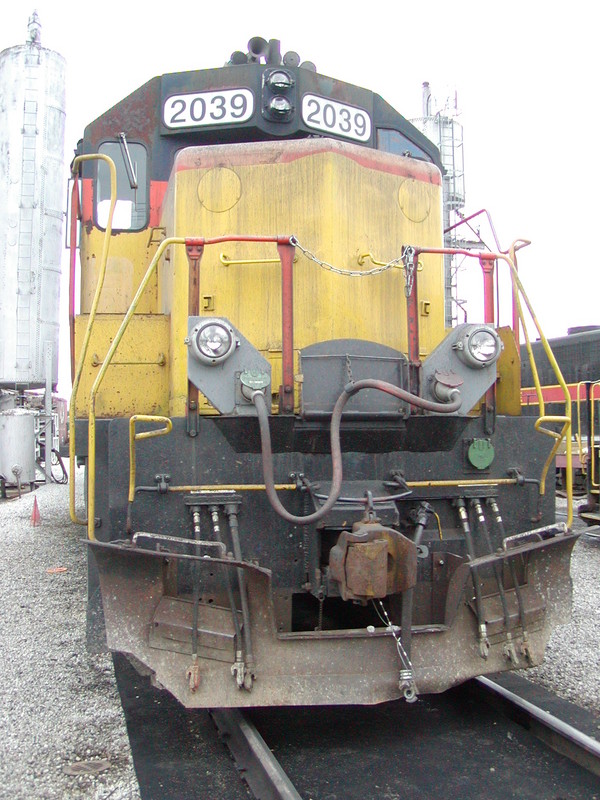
[577,381,600,488]
[158,479,517,492]
[576,382,587,475]
[69,154,117,527]
[503,244,572,528]
[128,415,173,503]
[87,237,185,540]
[413,241,573,527]
[157,484,298,492]
[591,382,600,489]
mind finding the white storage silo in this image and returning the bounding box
[0,12,66,389]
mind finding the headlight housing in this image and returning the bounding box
[268,96,293,117]
[262,68,296,122]
[266,70,294,91]
[453,325,502,369]
[189,319,237,365]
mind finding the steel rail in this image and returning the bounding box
[476,676,600,777]
[210,708,303,800]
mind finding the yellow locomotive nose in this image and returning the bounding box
[157,138,444,417]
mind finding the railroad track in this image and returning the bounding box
[210,708,302,800]
[473,676,600,778]
[115,654,600,799]
[211,678,600,800]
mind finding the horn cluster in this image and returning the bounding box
[228,38,316,72]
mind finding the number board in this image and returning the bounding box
[301,94,372,142]
[163,89,254,129]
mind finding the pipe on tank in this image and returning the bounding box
[422,81,432,117]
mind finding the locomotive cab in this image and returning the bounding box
[70,40,577,707]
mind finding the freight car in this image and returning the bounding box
[521,327,600,521]
[69,38,578,707]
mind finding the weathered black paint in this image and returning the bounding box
[79,412,554,629]
[79,62,442,188]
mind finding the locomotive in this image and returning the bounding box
[69,38,577,707]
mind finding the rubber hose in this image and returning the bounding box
[252,379,461,526]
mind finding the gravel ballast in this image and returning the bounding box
[519,499,600,716]
[0,474,140,800]
[0,481,598,798]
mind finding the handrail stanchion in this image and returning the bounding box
[127,415,173,533]
[576,382,586,477]
[185,240,205,435]
[277,238,295,414]
[69,179,80,385]
[68,154,117,527]
[592,382,600,489]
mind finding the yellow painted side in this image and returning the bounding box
[496,326,522,416]
[73,315,170,417]
[159,141,445,415]
[80,228,160,315]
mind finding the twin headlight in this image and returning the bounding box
[453,325,502,369]
[262,68,295,122]
[189,323,502,373]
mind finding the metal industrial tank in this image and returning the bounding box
[0,13,66,389]
[0,409,37,486]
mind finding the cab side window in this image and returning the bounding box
[95,140,148,230]
[377,128,429,162]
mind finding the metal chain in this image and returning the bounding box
[373,599,418,702]
[290,236,403,277]
[317,586,325,632]
[401,245,416,298]
[373,599,413,673]
[290,237,421,299]
[345,354,354,384]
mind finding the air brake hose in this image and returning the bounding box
[252,379,462,526]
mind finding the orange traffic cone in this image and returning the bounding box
[31,495,41,527]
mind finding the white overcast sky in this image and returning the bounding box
[1,2,597,393]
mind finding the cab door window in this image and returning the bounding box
[96,140,148,230]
